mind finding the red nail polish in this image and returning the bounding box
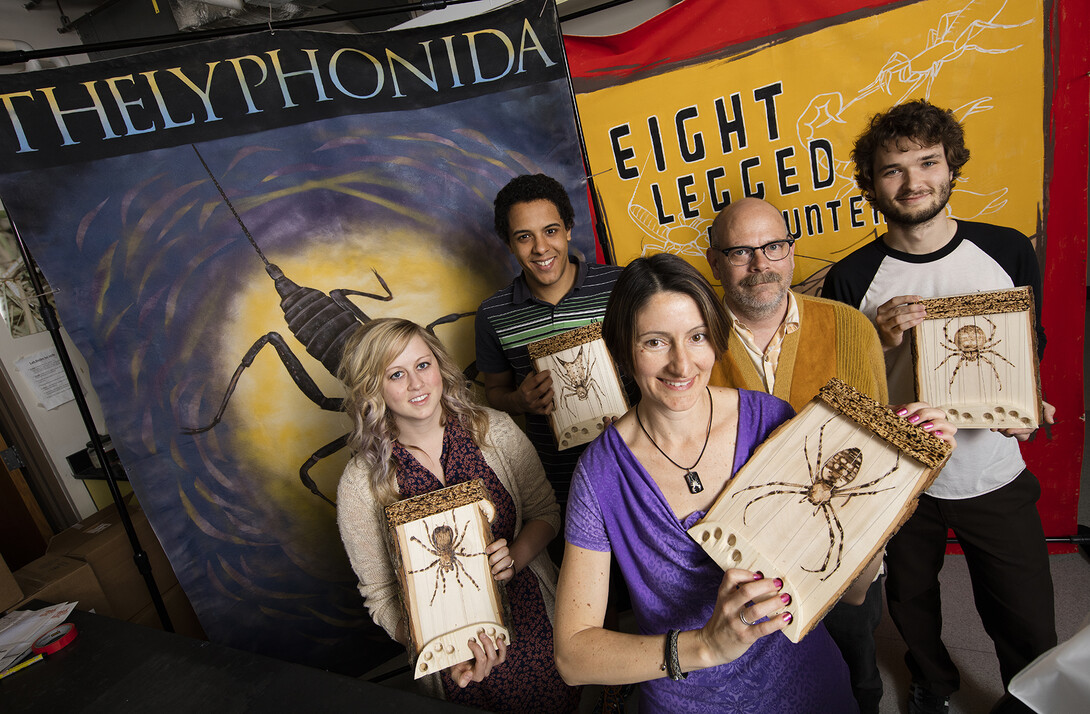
[934,430,944,436]
[922,422,935,431]
[753,571,764,580]
[780,593,791,605]
[773,578,783,589]
[908,414,921,423]
[782,612,793,624]
[895,408,908,416]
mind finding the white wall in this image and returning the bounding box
[0,2,93,73]
[3,2,146,519]
[560,0,677,35]
[0,313,103,519]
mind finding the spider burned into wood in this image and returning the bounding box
[934,316,1015,389]
[407,514,486,606]
[553,343,607,419]
[730,416,900,581]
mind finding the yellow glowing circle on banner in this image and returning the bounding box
[214,224,497,569]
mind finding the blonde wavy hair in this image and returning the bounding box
[338,318,489,506]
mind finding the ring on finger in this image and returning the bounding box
[739,608,756,626]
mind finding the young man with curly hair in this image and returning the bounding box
[823,100,1056,714]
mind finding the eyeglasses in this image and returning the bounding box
[716,238,795,266]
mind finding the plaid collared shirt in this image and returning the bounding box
[724,291,800,393]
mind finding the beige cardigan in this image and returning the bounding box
[336,408,562,671]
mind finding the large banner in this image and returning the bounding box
[0,0,593,670]
[566,0,1088,548]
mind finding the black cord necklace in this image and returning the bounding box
[635,386,712,494]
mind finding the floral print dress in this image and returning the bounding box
[394,420,578,713]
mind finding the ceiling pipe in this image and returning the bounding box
[1,0,457,66]
[0,39,69,71]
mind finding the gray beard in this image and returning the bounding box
[726,275,788,321]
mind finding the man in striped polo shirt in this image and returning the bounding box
[474,174,623,510]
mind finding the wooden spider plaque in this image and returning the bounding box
[385,479,510,679]
[911,287,1042,429]
[526,322,629,450]
[689,378,952,643]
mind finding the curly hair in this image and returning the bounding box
[337,319,489,506]
[602,253,731,377]
[851,100,971,202]
[493,174,576,242]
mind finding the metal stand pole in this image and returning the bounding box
[10,219,173,632]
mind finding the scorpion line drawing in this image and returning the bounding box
[181,146,474,505]
[554,344,607,420]
[407,515,485,606]
[731,416,900,581]
[627,154,711,259]
[934,316,1014,389]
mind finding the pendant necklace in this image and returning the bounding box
[636,386,712,494]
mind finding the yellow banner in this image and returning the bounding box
[576,0,1044,292]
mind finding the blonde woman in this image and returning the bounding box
[336,318,578,712]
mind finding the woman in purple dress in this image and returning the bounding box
[554,254,956,713]
[336,318,579,712]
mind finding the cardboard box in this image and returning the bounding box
[12,553,114,617]
[130,583,206,641]
[47,499,178,620]
[1,554,23,612]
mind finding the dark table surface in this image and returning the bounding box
[0,609,475,712]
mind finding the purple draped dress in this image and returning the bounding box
[566,389,858,713]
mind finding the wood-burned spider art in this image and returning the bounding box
[731,416,900,581]
[527,322,629,450]
[935,316,1015,389]
[912,288,1041,428]
[386,480,510,678]
[554,344,607,419]
[691,379,952,643]
[408,514,485,605]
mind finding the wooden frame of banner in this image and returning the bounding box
[689,378,952,643]
[910,287,1042,429]
[385,479,509,679]
[526,322,629,451]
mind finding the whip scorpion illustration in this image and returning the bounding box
[731,416,900,581]
[554,344,606,419]
[182,146,472,505]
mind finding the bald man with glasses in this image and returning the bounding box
[706,197,887,411]
[706,197,889,714]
